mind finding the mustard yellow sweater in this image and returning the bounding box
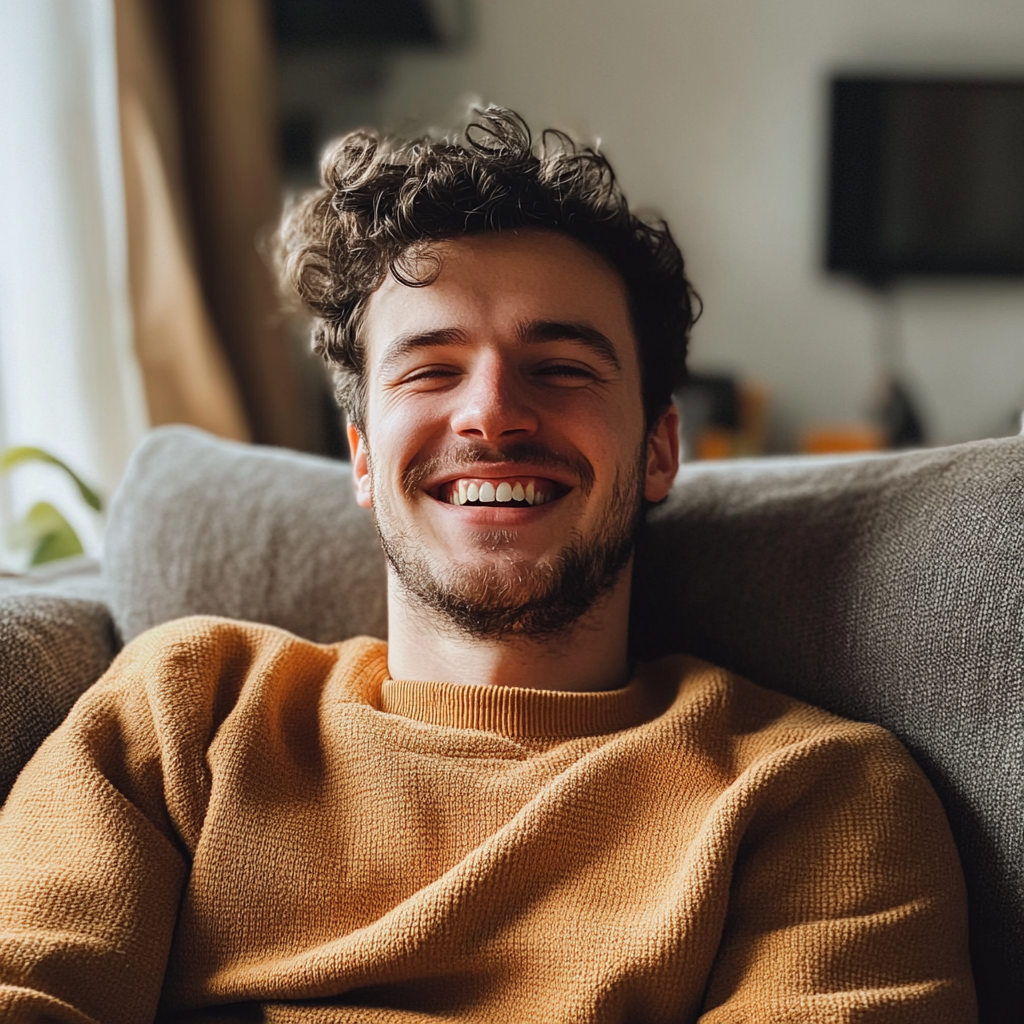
[0,617,975,1023]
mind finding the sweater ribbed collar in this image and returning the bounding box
[379,672,654,740]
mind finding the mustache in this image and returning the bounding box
[402,441,595,498]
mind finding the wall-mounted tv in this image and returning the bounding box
[827,75,1024,285]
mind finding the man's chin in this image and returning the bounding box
[392,554,559,635]
[384,538,635,643]
[400,578,598,643]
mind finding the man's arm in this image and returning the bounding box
[698,726,977,1023]
[0,628,199,1024]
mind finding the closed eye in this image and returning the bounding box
[398,366,463,387]
[534,363,601,385]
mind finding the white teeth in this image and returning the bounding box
[447,477,552,506]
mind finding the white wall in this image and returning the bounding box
[378,0,1024,447]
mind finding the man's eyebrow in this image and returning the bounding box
[377,328,468,376]
[516,319,622,370]
[376,321,622,375]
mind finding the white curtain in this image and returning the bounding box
[0,0,149,568]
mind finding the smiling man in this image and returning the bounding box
[0,107,976,1022]
[355,229,676,693]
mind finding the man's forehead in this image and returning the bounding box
[362,229,635,356]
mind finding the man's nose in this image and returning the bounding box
[449,359,539,442]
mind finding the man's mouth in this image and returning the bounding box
[435,477,569,507]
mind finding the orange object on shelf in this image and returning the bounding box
[694,427,737,460]
[799,424,886,455]
[737,383,769,455]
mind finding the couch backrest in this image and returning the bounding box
[106,427,387,644]
[103,425,1023,1022]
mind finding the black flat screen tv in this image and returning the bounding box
[827,75,1024,284]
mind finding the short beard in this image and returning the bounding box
[370,440,647,642]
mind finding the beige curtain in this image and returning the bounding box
[115,0,308,449]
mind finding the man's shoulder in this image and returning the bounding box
[96,616,388,713]
[643,652,919,784]
[125,614,385,664]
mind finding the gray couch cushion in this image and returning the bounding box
[105,426,387,645]
[0,594,116,801]
[104,425,1022,1021]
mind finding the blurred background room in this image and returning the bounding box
[2,0,1024,569]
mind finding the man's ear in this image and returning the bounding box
[347,423,373,508]
[644,403,680,503]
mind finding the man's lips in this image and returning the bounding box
[432,473,569,505]
[433,475,570,507]
[404,443,594,503]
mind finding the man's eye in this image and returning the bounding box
[535,364,597,382]
[401,367,461,385]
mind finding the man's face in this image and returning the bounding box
[351,229,676,639]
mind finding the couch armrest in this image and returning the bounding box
[0,594,116,802]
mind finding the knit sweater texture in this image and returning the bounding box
[0,617,975,1023]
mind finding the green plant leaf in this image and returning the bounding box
[6,501,84,566]
[0,446,103,511]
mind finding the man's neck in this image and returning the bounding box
[384,567,634,694]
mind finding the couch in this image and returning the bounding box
[0,425,1020,1021]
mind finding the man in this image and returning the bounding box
[0,107,975,1022]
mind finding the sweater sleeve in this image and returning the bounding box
[697,724,978,1024]
[0,620,230,1024]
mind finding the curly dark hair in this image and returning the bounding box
[275,105,699,431]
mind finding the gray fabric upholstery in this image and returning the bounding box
[0,594,116,802]
[0,556,107,604]
[92,425,1024,1021]
[105,426,387,645]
